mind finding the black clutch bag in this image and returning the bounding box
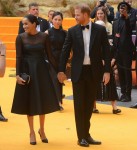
[20,73,30,85]
[101,82,109,101]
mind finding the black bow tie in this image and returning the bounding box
[81,25,89,30]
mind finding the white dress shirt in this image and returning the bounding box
[36,25,40,31]
[82,21,91,65]
[36,17,40,31]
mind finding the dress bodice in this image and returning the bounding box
[48,27,67,63]
[16,32,56,75]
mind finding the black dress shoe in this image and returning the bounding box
[119,94,126,101]
[77,139,89,147]
[113,109,121,114]
[130,103,137,109]
[93,108,99,113]
[121,95,131,102]
[86,136,101,145]
[0,113,8,122]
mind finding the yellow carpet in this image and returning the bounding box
[0,68,137,150]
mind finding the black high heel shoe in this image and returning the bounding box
[38,130,48,143]
[0,113,8,122]
[30,141,36,145]
[30,133,37,145]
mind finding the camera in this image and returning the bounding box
[119,4,127,10]
[99,0,106,6]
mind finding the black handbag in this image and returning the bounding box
[101,82,109,101]
[20,73,30,85]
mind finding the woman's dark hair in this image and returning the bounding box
[24,14,39,26]
[52,11,63,20]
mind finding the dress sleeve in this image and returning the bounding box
[16,35,23,75]
[44,34,58,70]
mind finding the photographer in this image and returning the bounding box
[90,0,114,23]
[112,2,135,102]
[115,0,137,31]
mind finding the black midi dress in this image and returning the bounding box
[48,27,67,103]
[11,32,60,115]
[96,45,118,101]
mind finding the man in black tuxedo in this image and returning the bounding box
[113,2,135,102]
[18,2,49,34]
[58,3,110,147]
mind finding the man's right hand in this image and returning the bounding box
[57,72,67,83]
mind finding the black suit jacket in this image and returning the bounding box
[18,17,49,34]
[59,22,111,83]
[112,17,135,58]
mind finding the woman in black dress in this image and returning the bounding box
[11,14,60,145]
[93,7,121,114]
[45,11,67,111]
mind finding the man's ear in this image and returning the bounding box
[84,12,88,18]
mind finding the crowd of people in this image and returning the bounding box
[0,0,137,147]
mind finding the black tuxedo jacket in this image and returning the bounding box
[59,22,111,83]
[18,17,49,34]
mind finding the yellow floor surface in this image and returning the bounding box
[0,68,137,150]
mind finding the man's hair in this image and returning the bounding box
[75,3,91,16]
[29,2,39,9]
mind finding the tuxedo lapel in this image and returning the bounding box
[75,23,97,54]
[89,23,97,52]
[75,25,84,52]
[38,17,43,31]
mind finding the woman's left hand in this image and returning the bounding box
[111,59,116,67]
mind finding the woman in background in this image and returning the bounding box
[93,7,121,114]
[45,11,67,111]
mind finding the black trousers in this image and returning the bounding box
[72,65,97,140]
[117,52,133,96]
